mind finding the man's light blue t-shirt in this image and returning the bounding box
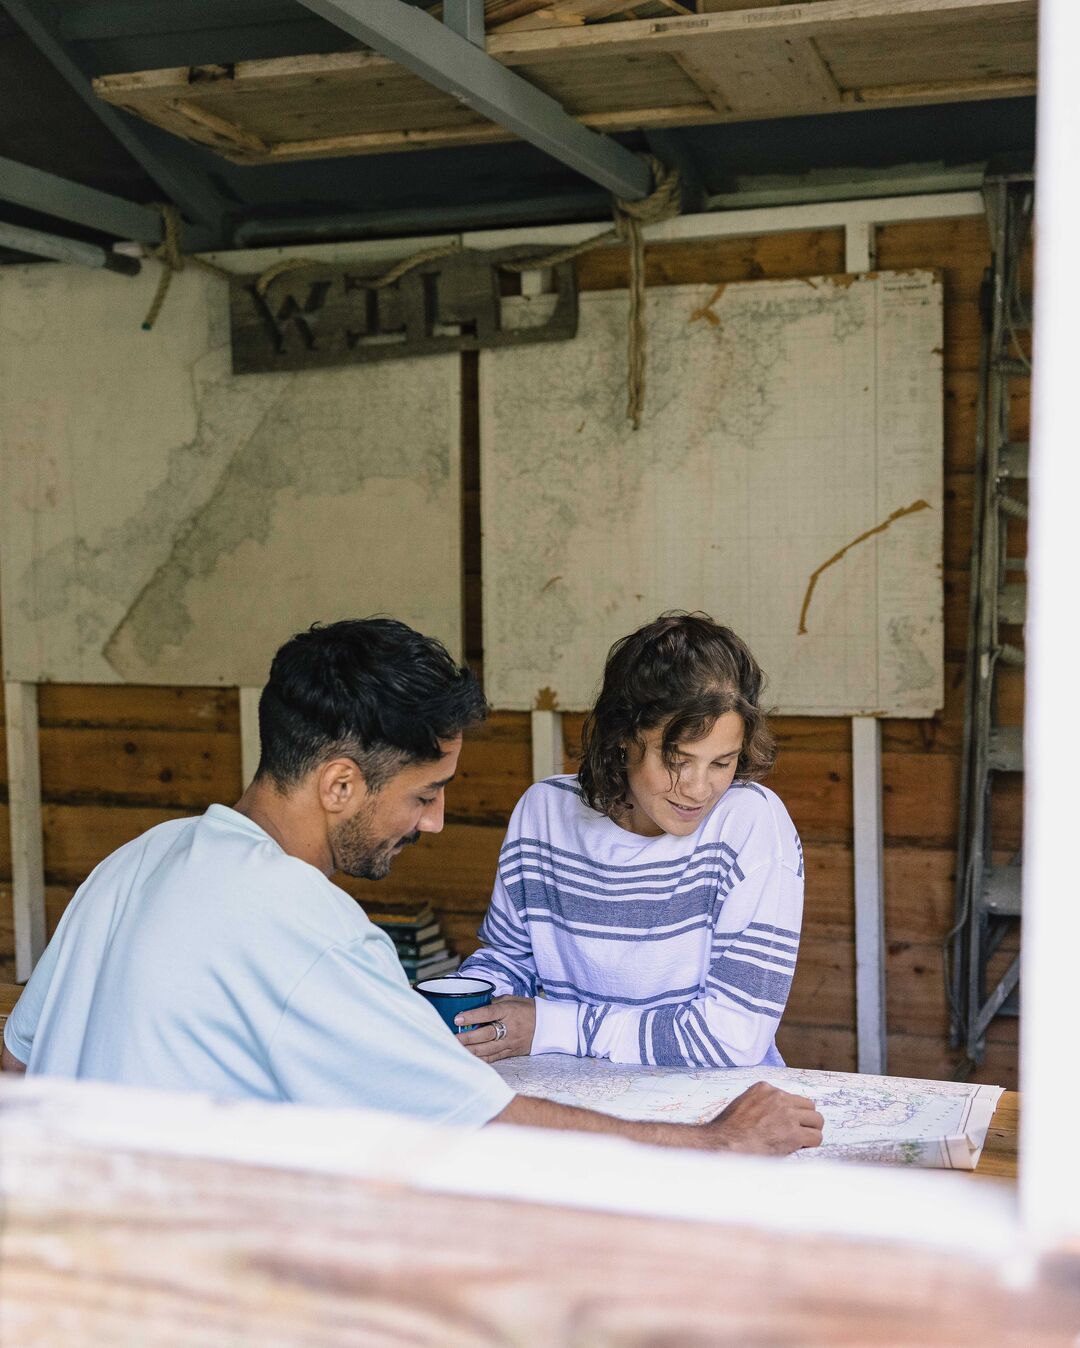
[4,805,513,1127]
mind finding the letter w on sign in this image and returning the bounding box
[255,279,333,355]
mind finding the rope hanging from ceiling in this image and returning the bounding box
[140,203,230,331]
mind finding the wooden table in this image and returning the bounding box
[969,1090,1019,1182]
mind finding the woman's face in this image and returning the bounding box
[622,711,745,838]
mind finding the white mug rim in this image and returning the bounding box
[414,976,495,998]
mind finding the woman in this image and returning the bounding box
[457,612,803,1068]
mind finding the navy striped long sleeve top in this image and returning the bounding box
[459,775,804,1068]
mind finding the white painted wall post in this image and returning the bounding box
[852,715,887,1073]
[4,681,46,981]
[530,709,563,783]
[1021,0,1080,1245]
[845,219,876,276]
[845,217,887,1074]
[238,687,262,788]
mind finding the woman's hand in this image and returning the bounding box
[455,996,536,1061]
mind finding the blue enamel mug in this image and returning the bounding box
[415,975,494,1034]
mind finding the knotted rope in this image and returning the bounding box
[141,204,231,331]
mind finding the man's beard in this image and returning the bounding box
[331,805,421,881]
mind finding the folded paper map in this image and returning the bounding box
[493,1058,1004,1170]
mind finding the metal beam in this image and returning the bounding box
[233,189,608,246]
[974,953,1021,1043]
[0,220,141,274]
[0,156,163,244]
[2,0,225,239]
[295,0,652,200]
[444,0,485,47]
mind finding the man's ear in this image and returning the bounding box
[315,757,366,816]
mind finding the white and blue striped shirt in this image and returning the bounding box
[459,775,804,1068]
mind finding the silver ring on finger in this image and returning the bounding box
[491,1019,507,1042]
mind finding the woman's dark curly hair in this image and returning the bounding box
[577,612,776,819]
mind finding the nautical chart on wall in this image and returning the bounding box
[481,272,943,716]
[0,252,462,685]
[494,1057,1003,1170]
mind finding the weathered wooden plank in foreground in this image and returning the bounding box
[0,1078,1072,1347]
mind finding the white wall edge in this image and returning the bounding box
[1020,0,1080,1250]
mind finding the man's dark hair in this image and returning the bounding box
[256,618,487,792]
[577,612,776,819]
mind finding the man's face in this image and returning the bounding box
[329,735,462,880]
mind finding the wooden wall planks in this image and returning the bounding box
[0,216,1021,1087]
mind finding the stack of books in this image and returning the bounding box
[362,899,461,983]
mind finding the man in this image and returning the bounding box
[2,619,822,1155]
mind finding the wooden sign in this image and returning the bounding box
[230,247,578,373]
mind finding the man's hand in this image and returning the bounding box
[492,1081,822,1155]
[456,996,535,1061]
[704,1081,823,1155]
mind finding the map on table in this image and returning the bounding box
[493,1057,1003,1170]
[0,253,462,685]
[481,272,943,716]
